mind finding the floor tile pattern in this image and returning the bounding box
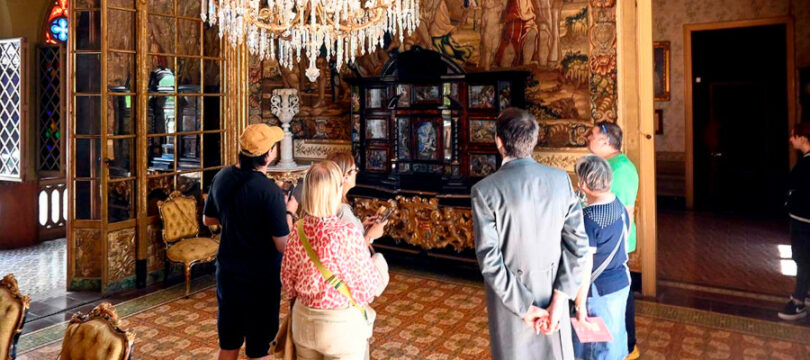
[17,270,810,360]
[0,238,66,299]
[657,210,795,296]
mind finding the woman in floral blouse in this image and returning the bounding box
[281,161,383,360]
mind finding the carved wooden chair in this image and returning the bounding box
[0,274,29,360]
[59,303,134,360]
[158,190,219,296]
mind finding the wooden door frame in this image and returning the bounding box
[684,17,796,209]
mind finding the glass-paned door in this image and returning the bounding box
[69,0,138,293]
[69,0,225,293]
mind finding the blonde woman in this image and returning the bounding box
[281,161,383,360]
[327,152,387,245]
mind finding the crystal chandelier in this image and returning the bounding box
[202,0,419,82]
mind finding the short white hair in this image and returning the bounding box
[575,155,612,192]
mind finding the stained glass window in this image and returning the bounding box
[45,0,69,45]
[39,46,62,172]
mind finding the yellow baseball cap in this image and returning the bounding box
[239,123,284,157]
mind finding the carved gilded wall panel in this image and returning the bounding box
[107,228,136,283]
[74,229,102,278]
[146,223,166,273]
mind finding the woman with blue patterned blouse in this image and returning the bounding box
[572,155,631,360]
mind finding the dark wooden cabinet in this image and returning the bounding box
[350,48,529,195]
[347,48,529,259]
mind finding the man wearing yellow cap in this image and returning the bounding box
[203,124,298,360]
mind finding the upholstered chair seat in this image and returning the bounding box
[0,274,29,360]
[158,191,219,296]
[166,237,219,263]
[59,303,134,360]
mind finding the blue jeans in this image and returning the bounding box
[573,285,630,360]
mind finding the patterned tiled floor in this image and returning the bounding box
[0,238,66,299]
[16,270,810,360]
[657,210,795,297]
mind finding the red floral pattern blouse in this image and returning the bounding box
[281,215,381,309]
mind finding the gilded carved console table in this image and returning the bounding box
[352,195,475,260]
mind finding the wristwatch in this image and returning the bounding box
[286,211,298,221]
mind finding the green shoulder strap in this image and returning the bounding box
[297,221,368,320]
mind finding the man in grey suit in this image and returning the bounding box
[472,108,589,360]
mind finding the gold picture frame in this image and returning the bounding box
[654,41,671,102]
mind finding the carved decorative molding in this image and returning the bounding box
[294,139,352,161]
[265,166,310,187]
[68,302,136,345]
[532,149,590,173]
[107,228,136,283]
[146,224,165,272]
[74,229,102,278]
[353,196,474,252]
[0,274,30,309]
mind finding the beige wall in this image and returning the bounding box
[652,0,810,153]
[0,0,55,181]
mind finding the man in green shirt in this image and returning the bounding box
[587,121,640,359]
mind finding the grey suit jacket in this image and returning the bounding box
[472,157,589,360]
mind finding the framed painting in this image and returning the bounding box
[365,118,388,140]
[351,86,360,112]
[413,85,441,104]
[366,87,386,109]
[469,153,498,177]
[396,84,411,107]
[469,119,496,145]
[498,81,511,110]
[351,114,361,142]
[365,147,388,173]
[469,84,496,109]
[397,117,411,160]
[654,109,664,135]
[654,41,671,101]
[415,120,440,161]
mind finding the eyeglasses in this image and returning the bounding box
[599,123,609,135]
[347,167,359,175]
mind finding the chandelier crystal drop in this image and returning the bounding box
[203,0,420,82]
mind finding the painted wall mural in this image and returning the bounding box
[249,0,617,148]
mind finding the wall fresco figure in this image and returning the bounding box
[410,0,473,63]
[479,0,505,71]
[495,0,538,66]
[533,0,563,66]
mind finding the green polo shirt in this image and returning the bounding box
[608,153,639,252]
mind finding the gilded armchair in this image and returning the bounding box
[158,191,219,296]
[59,303,134,360]
[0,274,29,360]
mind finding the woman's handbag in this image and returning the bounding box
[269,300,296,360]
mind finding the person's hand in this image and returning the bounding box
[523,305,549,334]
[366,220,387,241]
[539,292,566,335]
[575,303,598,331]
[286,196,299,214]
[362,216,379,228]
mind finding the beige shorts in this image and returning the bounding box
[291,302,376,360]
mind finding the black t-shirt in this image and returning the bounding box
[203,166,290,279]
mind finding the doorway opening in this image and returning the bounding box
[657,19,799,322]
